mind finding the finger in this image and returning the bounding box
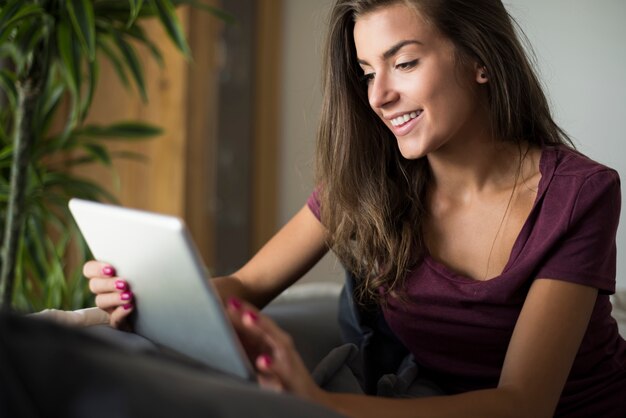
[229,301,297,368]
[226,299,294,353]
[110,303,134,329]
[225,299,271,360]
[88,278,130,295]
[240,307,295,354]
[227,299,321,397]
[83,260,117,279]
[231,311,288,392]
[256,355,284,392]
[235,302,318,394]
[95,290,134,311]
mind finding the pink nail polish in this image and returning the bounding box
[259,354,272,367]
[120,291,132,301]
[102,266,116,277]
[123,303,133,310]
[115,280,127,290]
[244,310,258,323]
[227,297,242,310]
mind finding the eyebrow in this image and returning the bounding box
[357,39,423,66]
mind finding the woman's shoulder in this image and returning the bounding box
[539,145,621,214]
[547,145,619,181]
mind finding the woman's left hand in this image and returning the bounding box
[225,297,327,402]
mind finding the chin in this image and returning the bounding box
[397,140,427,160]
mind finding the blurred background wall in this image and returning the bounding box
[279,0,340,285]
[80,0,625,289]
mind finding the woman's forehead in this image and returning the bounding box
[353,3,442,59]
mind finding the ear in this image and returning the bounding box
[475,63,488,84]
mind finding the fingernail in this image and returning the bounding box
[244,310,258,323]
[227,297,242,310]
[259,354,272,367]
[102,266,116,277]
[115,280,127,290]
[123,303,133,310]
[120,291,132,301]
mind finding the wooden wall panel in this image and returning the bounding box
[184,1,222,268]
[252,0,283,252]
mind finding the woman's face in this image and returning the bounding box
[353,3,487,159]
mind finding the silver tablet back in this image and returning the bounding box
[69,198,254,381]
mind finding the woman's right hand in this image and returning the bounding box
[83,260,134,328]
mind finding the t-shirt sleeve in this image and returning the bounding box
[536,169,621,294]
[306,188,322,221]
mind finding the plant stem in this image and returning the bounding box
[0,46,47,311]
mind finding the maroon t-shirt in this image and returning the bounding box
[307,146,626,417]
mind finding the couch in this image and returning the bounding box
[2,282,625,417]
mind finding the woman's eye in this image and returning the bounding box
[396,59,418,70]
[361,73,375,84]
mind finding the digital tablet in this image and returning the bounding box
[69,198,255,381]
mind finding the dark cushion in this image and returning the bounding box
[0,312,344,418]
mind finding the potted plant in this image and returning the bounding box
[0,0,228,312]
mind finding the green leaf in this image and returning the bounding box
[12,237,31,312]
[75,122,162,139]
[148,0,190,57]
[56,21,80,97]
[0,2,45,44]
[15,231,37,312]
[124,24,164,67]
[43,239,65,309]
[94,1,155,21]
[127,0,145,28]
[97,39,130,89]
[0,144,12,161]
[0,1,22,34]
[56,21,83,139]
[13,16,48,71]
[0,69,17,109]
[81,142,112,166]
[56,149,148,168]
[0,185,10,202]
[81,57,99,121]
[42,172,118,203]
[24,217,49,289]
[38,79,66,137]
[67,0,96,61]
[111,32,147,102]
[51,154,100,168]
[0,43,25,73]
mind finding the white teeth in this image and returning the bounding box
[391,111,421,127]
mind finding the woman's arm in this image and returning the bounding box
[213,204,329,308]
[229,278,598,418]
[329,279,597,418]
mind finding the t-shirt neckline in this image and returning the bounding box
[423,146,558,284]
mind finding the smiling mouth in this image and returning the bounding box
[390,110,423,127]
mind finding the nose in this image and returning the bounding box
[368,72,398,110]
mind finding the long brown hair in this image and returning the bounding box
[315,0,572,304]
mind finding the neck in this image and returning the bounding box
[427,137,525,201]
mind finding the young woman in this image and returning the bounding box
[84,0,626,416]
